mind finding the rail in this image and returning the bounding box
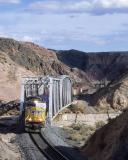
[29,133,71,160]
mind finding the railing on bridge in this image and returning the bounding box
[20,75,72,124]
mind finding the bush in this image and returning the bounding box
[68,133,83,141]
[71,123,83,130]
[68,104,85,113]
[95,121,105,129]
[65,123,97,146]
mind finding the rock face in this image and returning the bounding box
[0,38,90,101]
[0,38,65,75]
[0,48,34,101]
[0,38,61,101]
[82,109,128,160]
[91,72,128,111]
[57,49,128,111]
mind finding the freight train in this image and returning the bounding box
[23,96,47,132]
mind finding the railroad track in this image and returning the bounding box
[29,133,71,160]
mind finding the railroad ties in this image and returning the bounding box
[29,132,70,160]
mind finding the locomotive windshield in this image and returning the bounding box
[25,101,36,107]
[25,96,43,108]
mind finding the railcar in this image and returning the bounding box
[23,96,47,132]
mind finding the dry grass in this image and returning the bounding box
[68,133,84,141]
[63,121,106,147]
[63,123,97,147]
[63,104,86,114]
[95,121,105,129]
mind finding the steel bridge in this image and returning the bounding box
[20,75,72,124]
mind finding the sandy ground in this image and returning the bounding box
[0,52,34,102]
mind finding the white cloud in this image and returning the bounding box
[0,0,20,4]
[26,0,128,15]
[95,0,128,8]
[0,10,128,51]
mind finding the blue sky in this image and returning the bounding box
[0,0,128,52]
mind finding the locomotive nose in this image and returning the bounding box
[28,117,32,122]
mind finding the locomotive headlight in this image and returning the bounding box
[34,100,38,105]
[28,118,32,121]
[39,118,42,122]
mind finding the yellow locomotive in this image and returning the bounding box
[23,96,47,132]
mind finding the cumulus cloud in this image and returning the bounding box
[0,0,20,4]
[0,8,128,51]
[26,0,128,15]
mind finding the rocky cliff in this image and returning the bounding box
[57,50,128,82]
[82,109,128,160]
[90,71,128,111]
[0,38,90,101]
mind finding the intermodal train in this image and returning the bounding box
[23,96,47,132]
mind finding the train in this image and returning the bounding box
[23,96,47,132]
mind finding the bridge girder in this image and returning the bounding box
[20,75,72,125]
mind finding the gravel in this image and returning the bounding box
[42,124,87,160]
[17,133,47,160]
[0,111,87,160]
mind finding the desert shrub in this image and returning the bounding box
[95,121,105,129]
[63,127,74,134]
[68,104,85,113]
[61,108,71,114]
[84,125,96,132]
[68,133,83,141]
[71,123,83,130]
[63,123,98,147]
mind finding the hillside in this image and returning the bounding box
[0,38,67,76]
[82,109,128,160]
[1,37,128,103]
[0,50,34,101]
[57,50,128,82]
[0,38,91,101]
[90,71,128,111]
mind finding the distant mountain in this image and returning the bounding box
[56,50,128,82]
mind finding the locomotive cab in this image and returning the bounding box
[24,97,47,132]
